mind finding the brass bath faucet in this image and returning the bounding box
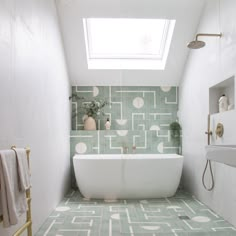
[122,146,137,154]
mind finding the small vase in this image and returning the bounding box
[84,116,96,130]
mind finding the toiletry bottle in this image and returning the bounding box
[219,94,228,113]
[105,118,111,130]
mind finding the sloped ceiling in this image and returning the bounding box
[56,0,205,86]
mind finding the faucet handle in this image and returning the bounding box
[132,146,136,153]
[123,146,128,154]
[205,131,212,135]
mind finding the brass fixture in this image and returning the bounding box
[202,114,214,191]
[215,123,224,138]
[188,33,222,49]
[123,146,128,154]
[205,114,212,145]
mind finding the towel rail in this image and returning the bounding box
[0,147,32,236]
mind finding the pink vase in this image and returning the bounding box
[84,116,96,130]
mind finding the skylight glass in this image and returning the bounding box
[83,18,175,70]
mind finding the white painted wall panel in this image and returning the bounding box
[0,0,71,234]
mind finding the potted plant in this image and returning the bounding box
[70,94,109,130]
[81,99,109,130]
[169,121,181,154]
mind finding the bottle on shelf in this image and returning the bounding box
[219,94,228,113]
[105,118,111,130]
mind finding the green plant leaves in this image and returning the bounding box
[70,94,109,119]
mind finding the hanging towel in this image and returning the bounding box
[0,150,27,227]
[13,148,31,191]
[0,195,2,219]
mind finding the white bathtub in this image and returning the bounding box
[73,154,183,199]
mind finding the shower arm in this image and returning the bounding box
[195,33,222,41]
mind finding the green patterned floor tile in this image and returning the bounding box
[35,190,236,236]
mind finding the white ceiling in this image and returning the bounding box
[56,0,206,86]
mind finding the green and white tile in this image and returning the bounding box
[71,86,178,131]
[70,130,180,155]
[70,86,180,157]
[35,190,236,236]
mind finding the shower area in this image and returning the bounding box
[179,0,236,228]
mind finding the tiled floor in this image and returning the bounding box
[35,190,236,236]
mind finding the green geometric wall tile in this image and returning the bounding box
[71,86,178,131]
[70,130,180,156]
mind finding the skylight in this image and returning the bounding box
[83,18,175,70]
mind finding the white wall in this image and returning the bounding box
[0,0,71,234]
[179,0,236,227]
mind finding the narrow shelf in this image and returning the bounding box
[209,75,235,114]
[210,109,235,116]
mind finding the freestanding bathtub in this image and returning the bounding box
[73,154,183,199]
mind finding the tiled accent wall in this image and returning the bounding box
[71,86,179,155]
[72,86,178,131]
[71,130,180,155]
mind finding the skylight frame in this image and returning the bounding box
[83,18,175,70]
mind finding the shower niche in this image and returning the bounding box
[209,76,235,114]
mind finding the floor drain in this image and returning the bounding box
[179,215,190,220]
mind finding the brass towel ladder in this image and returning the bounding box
[0,147,32,236]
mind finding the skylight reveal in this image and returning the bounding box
[83,18,175,70]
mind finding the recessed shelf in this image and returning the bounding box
[209,76,235,115]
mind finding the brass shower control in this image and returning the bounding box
[215,123,224,138]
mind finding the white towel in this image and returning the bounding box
[0,150,27,227]
[14,148,31,191]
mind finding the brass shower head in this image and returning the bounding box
[187,33,222,49]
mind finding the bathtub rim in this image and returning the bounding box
[73,153,184,160]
